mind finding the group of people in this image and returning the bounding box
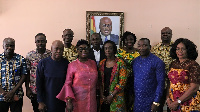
[0,27,199,112]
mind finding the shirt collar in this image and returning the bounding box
[100,32,111,38]
[1,52,16,61]
[35,49,50,55]
[160,41,173,47]
[93,48,100,52]
[139,53,152,59]
[64,44,76,50]
[100,32,104,37]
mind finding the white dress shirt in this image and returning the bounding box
[93,49,101,65]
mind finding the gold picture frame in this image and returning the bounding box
[86,11,124,47]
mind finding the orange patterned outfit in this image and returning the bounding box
[168,59,200,112]
[98,58,127,112]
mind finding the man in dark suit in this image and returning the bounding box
[88,33,105,65]
[88,33,105,112]
[99,17,119,45]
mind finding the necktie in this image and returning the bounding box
[105,36,108,42]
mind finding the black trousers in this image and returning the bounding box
[0,98,23,112]
[159,89,171,112]
[31,94,40,112]
[100,102,110,112]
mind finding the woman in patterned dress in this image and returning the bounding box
[117,31,140,111]
[117,31,140,68]
[99,40,127,112]
[166,38,200,112]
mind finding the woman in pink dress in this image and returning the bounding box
[56,39,98,112]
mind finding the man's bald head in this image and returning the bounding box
[99,17,112,36]
[100,17,112,24]
[161,27,172,33]
[161,27,172,44]
[52,40,64,47]
[51,40,64,60]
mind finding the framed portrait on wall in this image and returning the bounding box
[86,11,124,47]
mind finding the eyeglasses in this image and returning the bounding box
[176,48,187,51]
[78,47,89,52]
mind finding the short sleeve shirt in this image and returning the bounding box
[151,42,173,73]
[63,45,78,62]
[0,53,27,101]
[26,49,51,94]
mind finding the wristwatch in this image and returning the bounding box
[110,93,114,97]
[153,102,160,106]
[177,99,182,104]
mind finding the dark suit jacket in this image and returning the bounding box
[100,31,119,45]
[110,34,119,45]
[88,48,105,64]
[88,48,105,111]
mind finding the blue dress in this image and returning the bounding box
[132,53,165,112]
[36,56,69,112]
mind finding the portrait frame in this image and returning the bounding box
[86,11,124,47]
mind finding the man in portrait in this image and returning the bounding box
[99,17,119,45]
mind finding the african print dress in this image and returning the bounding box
[98,58,127,112]
[168,59,200,112]
[116,48,140,111]
[117,48,140,74]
